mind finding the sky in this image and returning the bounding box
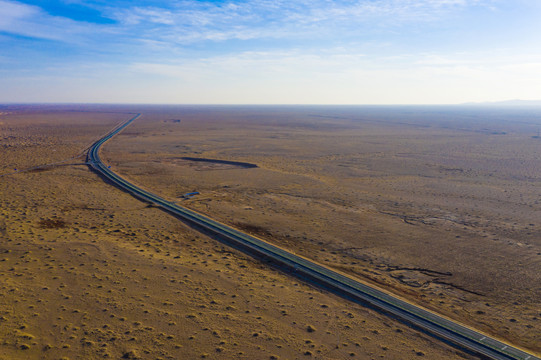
[0,0,540,104]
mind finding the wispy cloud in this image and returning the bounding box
[111,6,176,26]
[2,0,539,104]
[103,0,494,45]
[128,47,541,90]
[130,49,369,80]
[0,0,495,48]
[0,0,106,42]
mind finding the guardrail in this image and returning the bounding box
[87,113,539,360]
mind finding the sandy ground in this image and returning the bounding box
[101,105,540,354]
[0,106,468,359]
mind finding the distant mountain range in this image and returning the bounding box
[463,99,541,107]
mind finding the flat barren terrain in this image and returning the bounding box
[0,105,468,359]
[101,105,541,355]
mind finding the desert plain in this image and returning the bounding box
[0,104,540,359]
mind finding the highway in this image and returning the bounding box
[87,114,539,360]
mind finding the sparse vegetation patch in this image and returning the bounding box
[38,218,67,229]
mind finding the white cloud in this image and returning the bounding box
[2,0,537,104]
[130,49,368,81]
[0,0,104,41]
[0,0,38,20]
[0,0,498,47]
[102,0,495,45]
[111,7,176,25]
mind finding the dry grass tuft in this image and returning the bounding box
[38,218,67,229]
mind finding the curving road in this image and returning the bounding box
[87,113,539,360]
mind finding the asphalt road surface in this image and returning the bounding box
[87,113,539,360]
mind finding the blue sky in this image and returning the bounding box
[1,0,540,104]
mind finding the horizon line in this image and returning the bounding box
[2,100,541,107]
